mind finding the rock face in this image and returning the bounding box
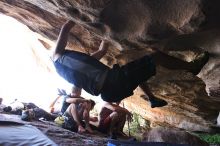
[0,0,220,131]
[124,68,219,132]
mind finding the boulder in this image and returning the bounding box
[143,127,209,146]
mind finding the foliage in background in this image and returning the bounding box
[124,112,150,140]
[194,133,220,144]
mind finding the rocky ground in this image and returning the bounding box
[30,120,108,146]
[1,113,220,146]
[0,113,107,146]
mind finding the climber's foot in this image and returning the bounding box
[191,51,209,75]
[150,97,168,108]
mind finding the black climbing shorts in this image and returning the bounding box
[100,55,156,102]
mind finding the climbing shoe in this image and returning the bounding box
[191,51,209,75]
[150,98,168,108]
